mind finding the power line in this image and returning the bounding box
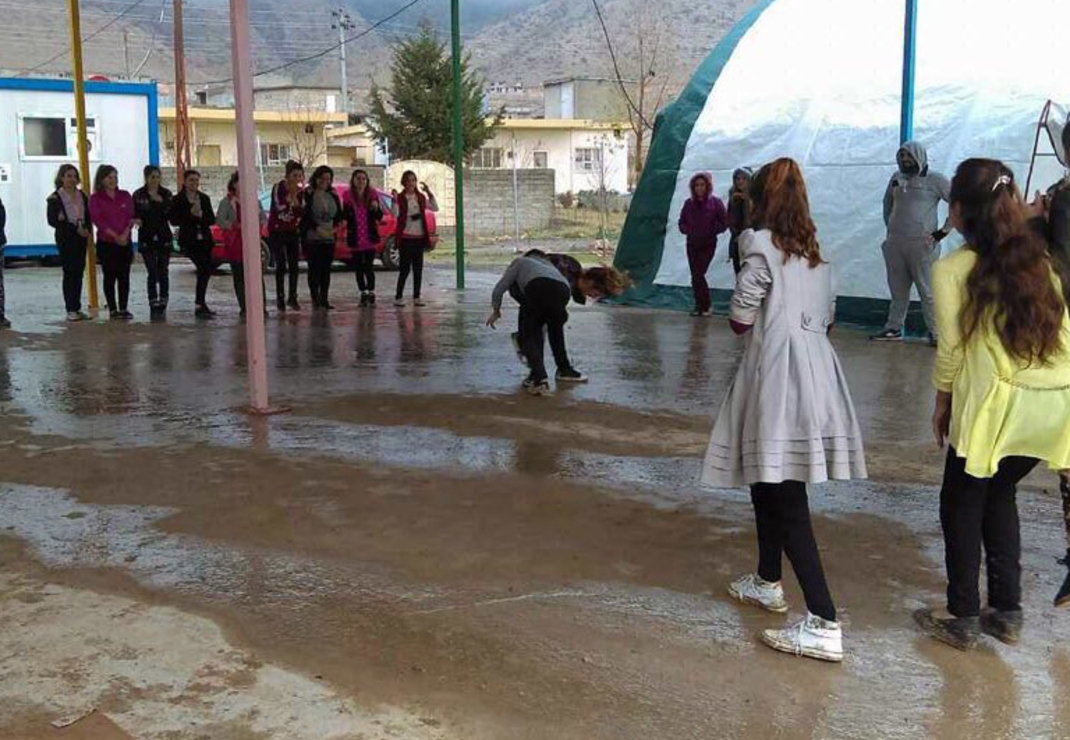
[15,0,154,77]
[588,0,652,131]
[192,0,427,86]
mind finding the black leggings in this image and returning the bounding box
[510,282,573,373]
[940,448,1038,617]
[58,236,87,313]
[519,278,571,383]
[185,245,213,306]
[396,237,427,299]
[270,231,300,302]
[141,244,170,304]
[97,242,133,312]
[353,250,376,292]
[751,481,836,622]
[306,240,334,307]
[230,261,265,313]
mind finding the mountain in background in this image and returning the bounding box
[0,0,755,112]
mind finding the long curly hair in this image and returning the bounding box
[749,158,823,268]
[952,158,1066,364]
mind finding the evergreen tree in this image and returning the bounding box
[366,23,501,163]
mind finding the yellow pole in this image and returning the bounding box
[67,0,99,310]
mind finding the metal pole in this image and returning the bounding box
[450,0,465,290]
[173,0,192,187]
[900,0,918,144]
[123,29,131,77]
[333,9,351,119]
[229,0,270,413]
[511,131,520,251]
[66,0,99,311]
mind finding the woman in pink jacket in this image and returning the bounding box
[89,164,137,320]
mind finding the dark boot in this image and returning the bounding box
[980,608,1023,645]
[913,608,980,651]
[1057,550,1070,608]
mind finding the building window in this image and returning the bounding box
[23,117,68,157]
[573,147,602,172]
[532,151,548,169]
[471,147,503,169]
[260,143,293,166]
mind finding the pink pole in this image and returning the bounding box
[229,0,270,412]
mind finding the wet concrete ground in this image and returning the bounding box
[0,259,1068,739]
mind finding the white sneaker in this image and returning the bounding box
[728,573,788,613]
[413,298,427,307]
[761,612,844,663]
[393,298,406,307]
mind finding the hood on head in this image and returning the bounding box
[898,141,929,173]
[690,172,714,198]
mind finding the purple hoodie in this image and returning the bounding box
[678,173,728,251]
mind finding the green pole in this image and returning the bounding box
[450,0,465,290]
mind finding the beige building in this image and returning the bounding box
[478,119,630,195]
[157,107,347,169]
[323,119,630,195]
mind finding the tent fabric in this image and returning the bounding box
[615,0,1070,328]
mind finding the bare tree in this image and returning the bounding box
[285,104,329,168]
[593,0,678,188]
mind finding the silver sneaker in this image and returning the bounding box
[761,612,844,663]
[728,573,788,613]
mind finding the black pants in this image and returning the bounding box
[306,240,334,307]
[940,448,1038,618]
[510,282,572,372]
[186,245,213,306]
[97,242,133,313]
[230,261,266,313]
[353,250,376,292]
[58,236,87,313]
[396,237,427,300]
[520,278,571,383]
[270,231,300,303]
[141,244,170,305]
[751,481,837,622]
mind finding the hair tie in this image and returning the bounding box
[991,174,1012,192]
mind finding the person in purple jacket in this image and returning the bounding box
[678,172,729,316]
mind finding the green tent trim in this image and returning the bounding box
[612,0,778,308]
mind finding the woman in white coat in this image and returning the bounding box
[703,158,867,662]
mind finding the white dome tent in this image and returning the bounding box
[614,0,1070,328]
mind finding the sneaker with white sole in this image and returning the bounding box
[394,298,406,307]
[413,298,427,307]
[556,368,588,383]
[869,328,903,342]
[761,612,844,663]
[728,573,788,613]
[526,379,552,396]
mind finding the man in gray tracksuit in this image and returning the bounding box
[871,141,952,343]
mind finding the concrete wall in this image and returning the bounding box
[463,169,555,236]
[160,165,386,206]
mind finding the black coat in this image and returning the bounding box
[300,188,343,243]
[0,194,6,248]
[46,189,92,249]
[132,185,174,248]
[169,190,215,252]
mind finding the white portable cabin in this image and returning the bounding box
[0,77,158,258]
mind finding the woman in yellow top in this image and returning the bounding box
[914,158,1070,651]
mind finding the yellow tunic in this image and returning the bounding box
[932,247,1070,478]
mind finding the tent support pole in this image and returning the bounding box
[900,0,918,144]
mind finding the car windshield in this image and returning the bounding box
[379,192,394,210]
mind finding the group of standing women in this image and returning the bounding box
[703,154,1070,663]
[38,159,439,322]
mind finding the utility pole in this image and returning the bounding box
[123,29,131,77]
[450,0,466,289]
[66,0,99,310]
[331,9,354,119]
[900,0,918,144]
[172,0,192,187]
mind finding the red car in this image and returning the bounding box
[210,185,415,270]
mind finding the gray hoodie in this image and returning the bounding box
[883,141,951,239]
[491,256,570,311]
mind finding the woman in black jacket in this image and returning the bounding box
[133,165,174,318]
[169,169,216,318]
[0,192,7,328]
[300,165,343,310]
[45,164,92,321]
